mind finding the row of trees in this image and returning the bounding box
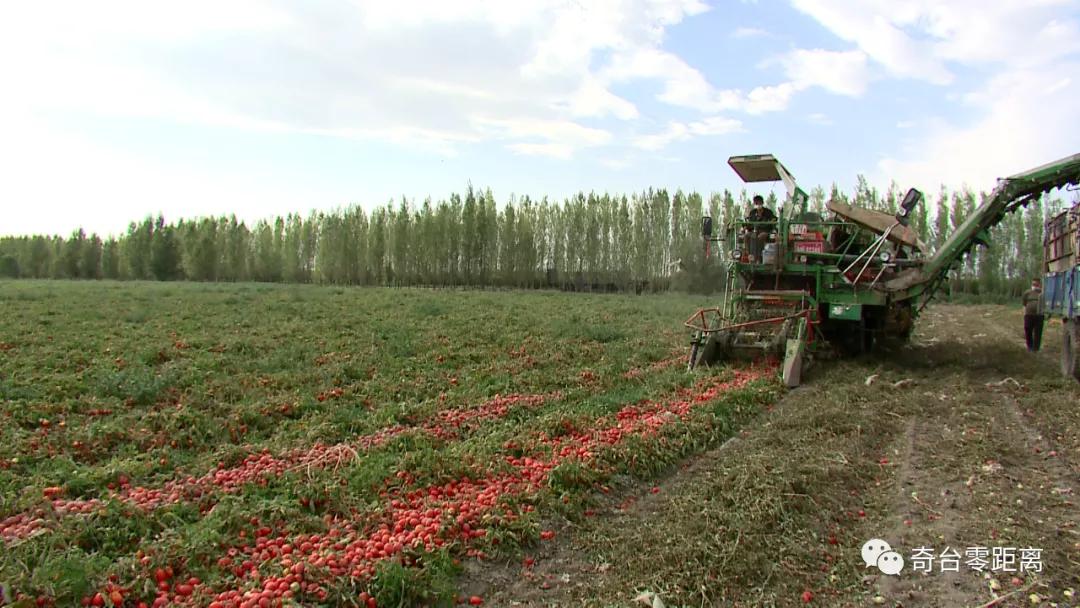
[0,181,1069,296]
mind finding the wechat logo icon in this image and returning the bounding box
[863,539,904,575]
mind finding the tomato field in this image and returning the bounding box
[0,281,776,607]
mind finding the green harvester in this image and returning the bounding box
[687,153,1080,386]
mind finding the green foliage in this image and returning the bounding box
[0,182,1071,299]
[369,549,460,607]
[0,254,19,278]
[92,365,175,406]
[0,281,778,604]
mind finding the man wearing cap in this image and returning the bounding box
[744,195,777,263]
[1021,279,1044,352]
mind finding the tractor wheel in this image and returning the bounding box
[829,321,864,358]
[1063,319,1080,383]
[862,327,876,353]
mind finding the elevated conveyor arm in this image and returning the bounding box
[885,152,1080,301]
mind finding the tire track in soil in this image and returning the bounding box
[981,312,1079,478]
[992,389,1080,584]
[992,387,1078,510]
[977,310,1080,593]
[873,413,984,607]
[870,310,1080,607]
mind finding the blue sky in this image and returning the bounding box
[2,0,1078,237]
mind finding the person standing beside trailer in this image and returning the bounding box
[1022,278,1045,352]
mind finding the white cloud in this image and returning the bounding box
[392,77,500,101]
[0,0,899,217]
[561,78,640,120]
[877,62,1080,193]
[635,125,692,151]
[604,44,871,117]
[473,116,612,148]
[605,48,735,113]
[791,0,1080,196]
[0,0,711,163]
[0,113,337,237]
[1045,76,1072,94]
[605,48,790,114]
[782,49,869,96]
[807,112,833,125]
[7,0,803,234]
[600,158,632,170]
[692,116,745,135]
[790,0,1080,82]
[508,143,575,159]
[789,0,953,84]
[743,83,801,114]
[0,1,292,45]
[633,116,742,150]
[5,0,1073,237]
[921,2,1080,67]
[732,26,768,39]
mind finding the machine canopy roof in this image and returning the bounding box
[727,154,806,208]
[727,154,794,183]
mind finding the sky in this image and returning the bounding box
[2,0,1079,238]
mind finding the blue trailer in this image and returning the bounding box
[1043,201,1080,381]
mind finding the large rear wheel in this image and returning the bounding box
[1063,319,1080,382]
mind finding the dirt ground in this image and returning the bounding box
[459,305,1080,608]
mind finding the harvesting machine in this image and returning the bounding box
[687,152,1080,386]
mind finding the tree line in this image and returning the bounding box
[0,181,1069,297]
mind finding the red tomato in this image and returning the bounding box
[468,597,483,606]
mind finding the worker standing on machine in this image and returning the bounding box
[744,195,777,263]
[1022,278,1045,352]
